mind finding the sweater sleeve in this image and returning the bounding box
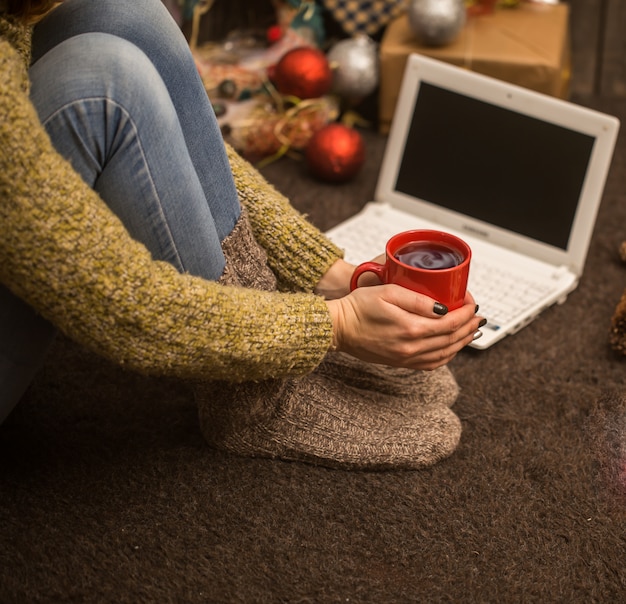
[225,143,344,292]
[0,40,333,382]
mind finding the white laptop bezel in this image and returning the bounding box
[375,54,620,276]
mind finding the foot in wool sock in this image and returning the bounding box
[209,207,461,469]
[196,370,462,471]
[318,351,459,407]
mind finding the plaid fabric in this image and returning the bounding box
[322,0,407,36]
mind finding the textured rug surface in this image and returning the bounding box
[1,96,625,603]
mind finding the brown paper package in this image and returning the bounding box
[379,4,571,133]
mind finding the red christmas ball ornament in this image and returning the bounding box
[305,123,366,183]
[271,47,333,100]
[266,25,283,44]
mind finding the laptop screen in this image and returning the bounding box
[394,82,596,251]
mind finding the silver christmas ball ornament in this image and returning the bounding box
[408,0,466,47]
[327,36,379,100]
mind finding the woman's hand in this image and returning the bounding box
[326,285,484,371]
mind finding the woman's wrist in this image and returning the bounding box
[325,298,344,351]
[314,259,356,300]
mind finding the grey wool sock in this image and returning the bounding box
[318,351,459,407]
[196,206,463,470]
[196,373,461,470]
[218,206,277,292]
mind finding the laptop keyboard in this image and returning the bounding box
[468,262,554,331]
[331,221,403,264]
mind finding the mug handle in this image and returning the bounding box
[350,262,386,291]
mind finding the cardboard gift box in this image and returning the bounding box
[379,3,571,133]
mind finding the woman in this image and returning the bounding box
[0,0,484,469]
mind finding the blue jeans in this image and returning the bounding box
[0,0,241,423]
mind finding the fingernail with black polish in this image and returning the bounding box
[475,304,480,313]
[478,318,487,328]
[433,302,449,316]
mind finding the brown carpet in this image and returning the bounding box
[1,94,625,603]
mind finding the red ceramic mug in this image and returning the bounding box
[350,230,472,310]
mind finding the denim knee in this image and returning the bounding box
[30,32,230,281]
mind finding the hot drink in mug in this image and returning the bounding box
[350,230,471,310]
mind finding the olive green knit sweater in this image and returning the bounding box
[0,15,343,382]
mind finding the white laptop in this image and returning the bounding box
[326,54,620,349]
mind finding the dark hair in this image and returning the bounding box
[4,0,60,22]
